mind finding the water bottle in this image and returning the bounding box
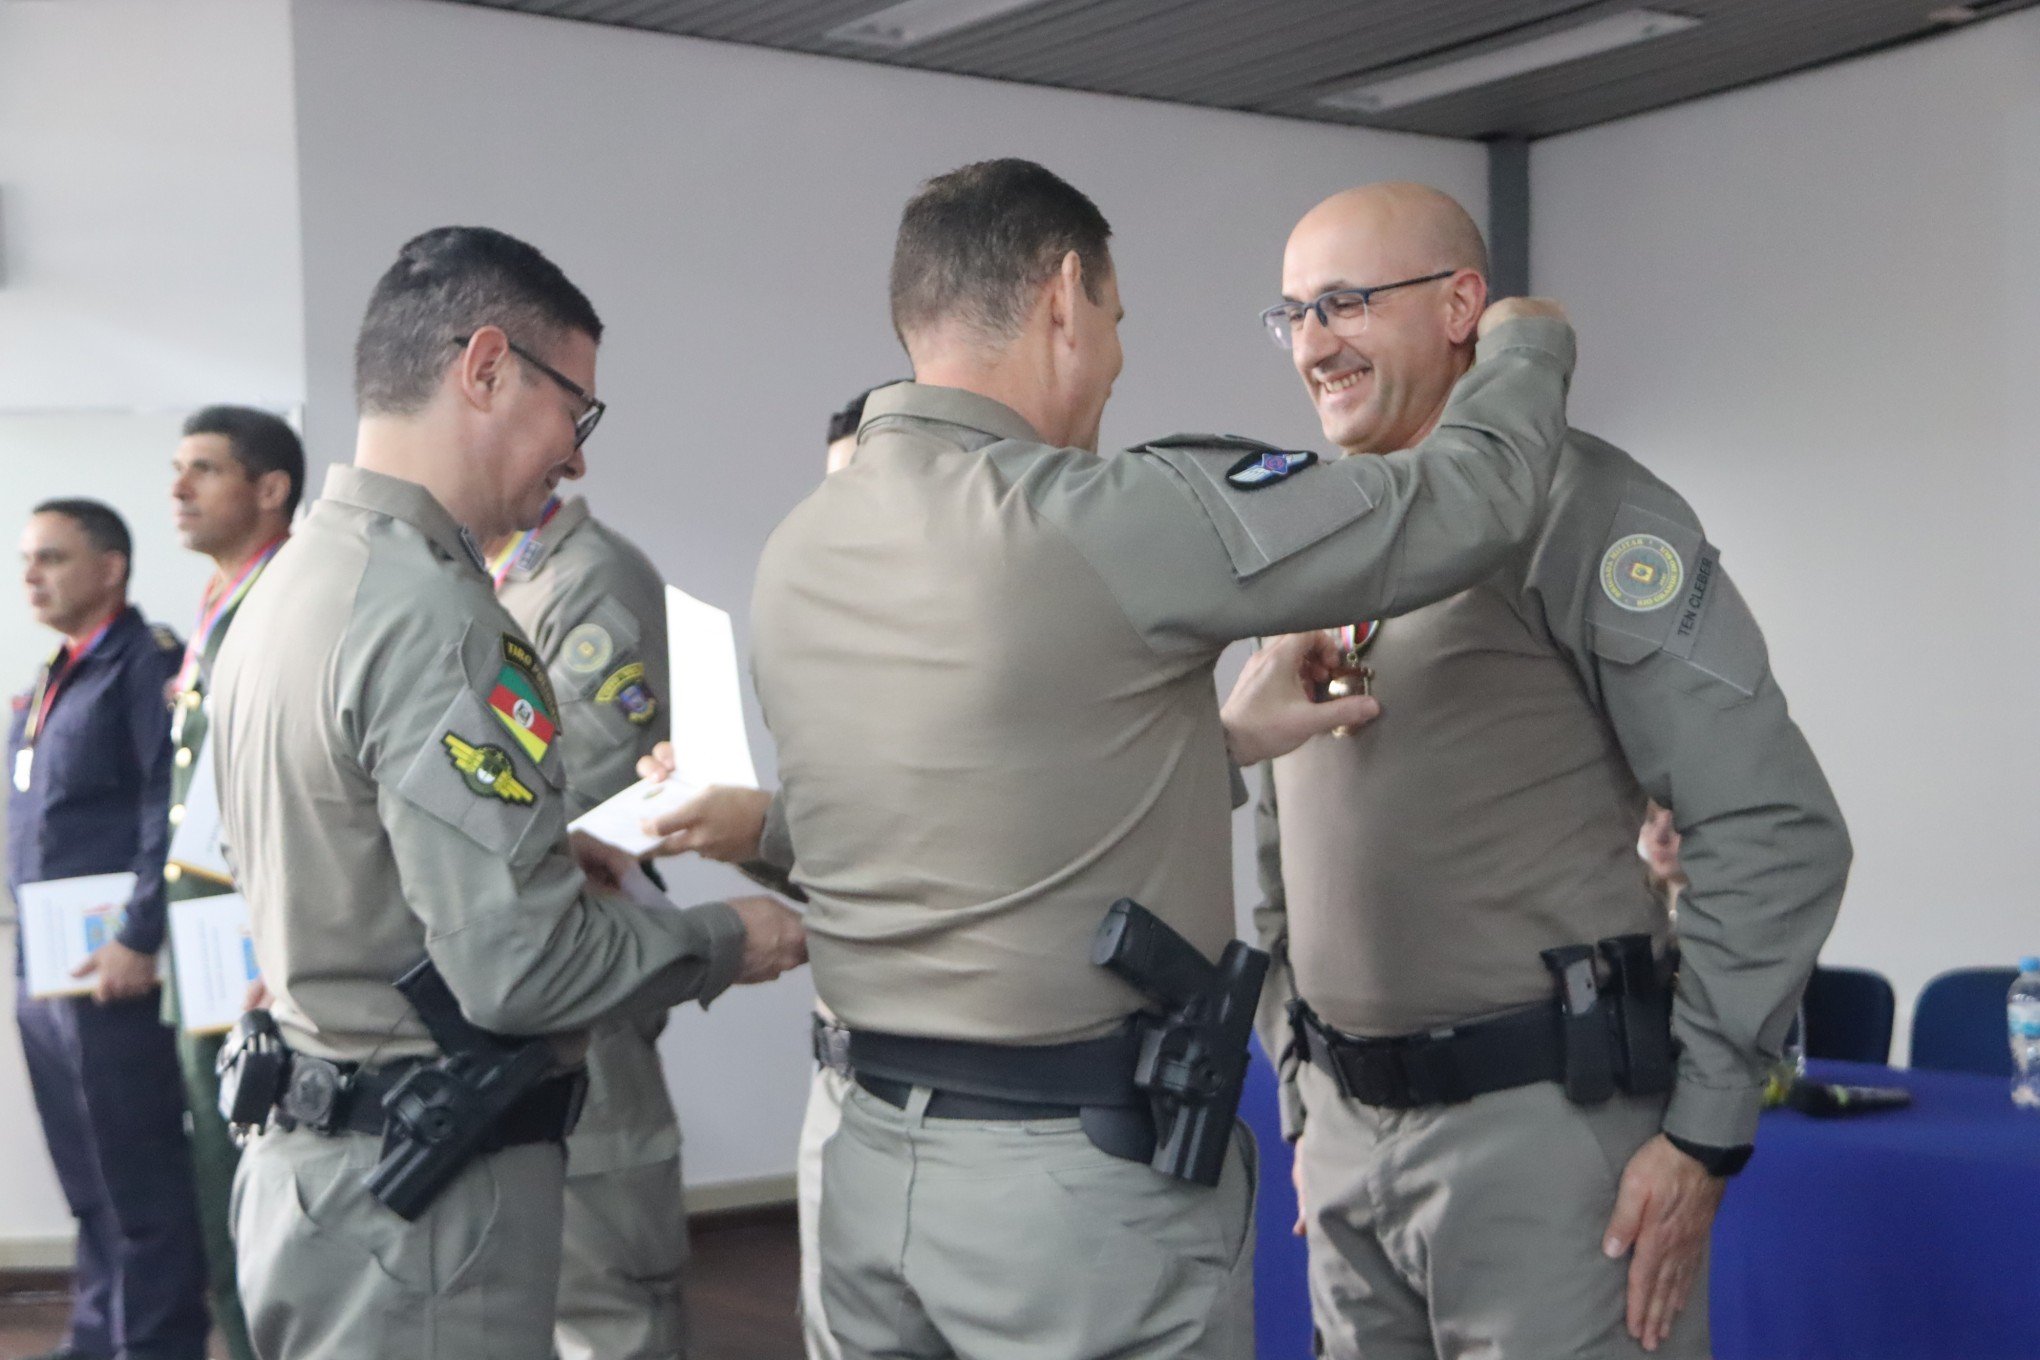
[2009,958,2040,1109]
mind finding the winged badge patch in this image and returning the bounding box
[443,733,536,806]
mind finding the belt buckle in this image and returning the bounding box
[279,1057,349,1133]
[1345,1045,1410,1108]
[812,1016,852,1078]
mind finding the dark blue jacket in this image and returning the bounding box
[7,606,180,954]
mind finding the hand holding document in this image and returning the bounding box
[18,872,140,999]
[570,583,760,859]
[167,892,259,1033]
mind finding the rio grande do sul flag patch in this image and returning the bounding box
[489,635,557,763]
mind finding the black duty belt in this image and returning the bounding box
[276,1052,583,1148]
[1295,999,1565,1110]
[844,1026,1144,1124]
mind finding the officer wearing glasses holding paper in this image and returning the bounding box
[10,498,211,1360]
[1244,183,1851,1358]
[210,226,806,1360]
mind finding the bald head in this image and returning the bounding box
[1279,183,1491,456]
[1290,183,1489,281]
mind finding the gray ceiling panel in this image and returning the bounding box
[435,0,2040,140]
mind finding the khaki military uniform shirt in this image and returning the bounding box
[211,466,744,1066]
[496,496,679,1175]
[1253,431,1851,1149]
[750,317,1576,1045]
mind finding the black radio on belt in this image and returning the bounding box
[1598,933,1677,1095]
[215,1009,290,1143]
[1540,944,1618,1105]
[1093,898,1269,1187]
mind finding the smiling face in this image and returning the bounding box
[1280,184,1488,455]
[471,327,595,536]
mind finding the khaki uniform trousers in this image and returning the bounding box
[555,1155,690,1360]
[1296,1062,1711,1360]
[819,1082,1256,1360]
[797,1064,851,1360]
[232,1125,566,1360]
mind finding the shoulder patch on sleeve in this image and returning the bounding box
[561,622,614,675]
[1133,434,1372,579]
[394,687,554,859]
[1586,501,1765,700]
[552,597,645,700]
[595,662,659,726]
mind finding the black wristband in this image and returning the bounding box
[1664,1131,1754,1177]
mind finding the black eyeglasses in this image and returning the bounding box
[452,334,606,446]
[1258,270,1457,350]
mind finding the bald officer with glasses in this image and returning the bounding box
[212,226,806,1360]
[1245,183,1850,1360]
[745,158,1576,1360]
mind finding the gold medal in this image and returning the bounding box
[1324,620,1381,738]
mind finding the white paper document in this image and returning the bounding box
[663,583,759,791]
[569,773,705,858]
[167,737,233,886]
[167,892,258,1034]
[18,872,139,999]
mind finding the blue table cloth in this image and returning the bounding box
[1245,1052,2040,1359]
[1712,1058,2040,1360]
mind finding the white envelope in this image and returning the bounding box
[18,872,141,999]
[569,773,705,859]
[662,583,759,791]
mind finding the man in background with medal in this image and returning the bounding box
[488,497,690,1360]
[162,405,304,1360]
[9,498,210,1360]
[1246,183,1853,1358]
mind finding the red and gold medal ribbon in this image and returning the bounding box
[489,496,563,590]
[175,535,288,695]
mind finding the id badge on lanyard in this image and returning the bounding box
[13,748,31,793]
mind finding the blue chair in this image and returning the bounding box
[1911,968,2018,1076]
[1243,1032,1314,1358]
[1801,965,1895,1064]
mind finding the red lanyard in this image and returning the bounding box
[175,535,287,694]
[27,612,118,743]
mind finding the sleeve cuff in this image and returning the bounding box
[1662,1076,1764,1148]
[1473,315,1578,374]
[1227,760,1249,811]
[758,792,795,873]
[117,901,165,955]
[682,900,749,1008]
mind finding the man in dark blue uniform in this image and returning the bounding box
[10,498,210,1360]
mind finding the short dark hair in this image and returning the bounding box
[182,405,308,517]
[890,159,1113,345]
[33,499,133,585]
[826,383,902,445]
[354,226,603,416]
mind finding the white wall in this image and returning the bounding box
[289,0,1487,1189]
[0,0,305,1258]
[1532,9,2040,1060]
[0,0,305,412]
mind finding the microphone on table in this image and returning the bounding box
[1783,1079,1912,1117]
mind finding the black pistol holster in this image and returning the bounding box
[1092,898,1269,1186]
[364,958,583,1221]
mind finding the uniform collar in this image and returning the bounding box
[538,495,591,550]
[859,382,1045,448]
[321,465,487,575]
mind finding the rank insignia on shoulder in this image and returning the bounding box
[151,624,182,653]
[1225,449,1318,490]
[443,733,536,805]
[596,662,659,726]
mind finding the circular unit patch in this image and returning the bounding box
[1600,533,1683,612]
[563,623,615,674]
